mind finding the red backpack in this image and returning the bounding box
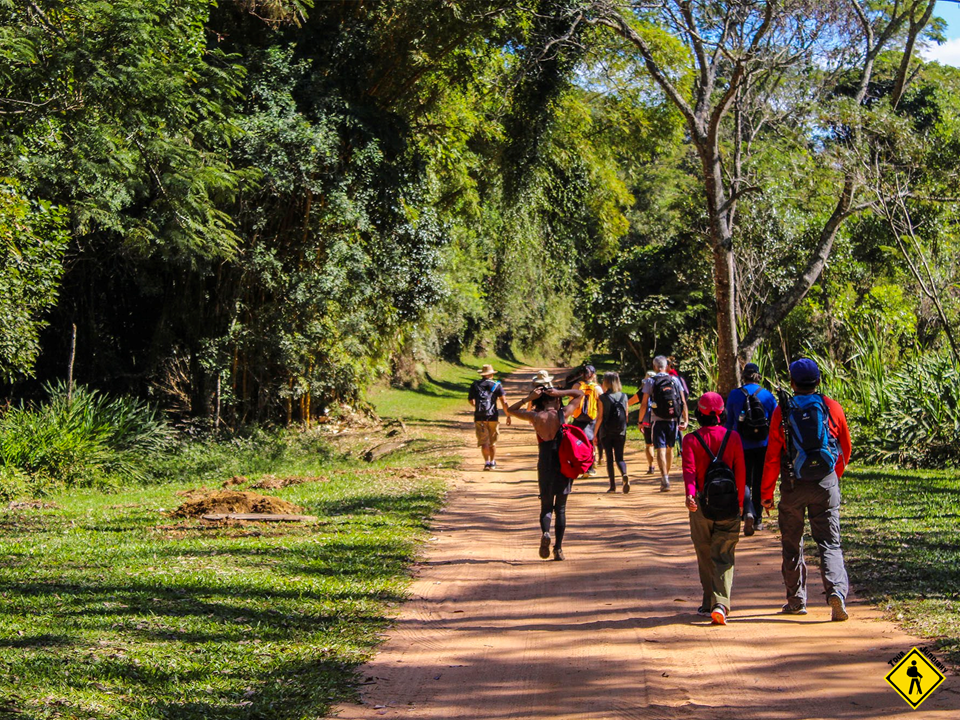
[558,424,594,479]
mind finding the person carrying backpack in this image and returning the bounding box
[570,364,602,476]
[507,385,586,561]
[681,392,745,625]
[761,358,853,621]
[631,355,689,492]
[468,364,510,471]
[594,371,630,494]
[725,362,777,536]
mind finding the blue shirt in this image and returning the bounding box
[725,383,777,450]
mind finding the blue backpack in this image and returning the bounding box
[785,394,839,481]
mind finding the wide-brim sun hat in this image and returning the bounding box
[531,370,554,386]
[477,364,496,376]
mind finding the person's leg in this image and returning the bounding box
[553,488,569,549]
[605,437,617,491]
[807,476,849,602]
[644,427,654,473]
[778,486,808,608]
[666,444,674,475]
[613,435,627,476]
[487,422,500,467]
[689,508,714,611]
[710,516,741,610]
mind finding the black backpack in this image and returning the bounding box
[738,386,770,442]
[473,380,501,418]
[651,375,679,418]
[692,430,740,521]
[603,392,628,437]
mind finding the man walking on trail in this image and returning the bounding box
[761,358,853,621]
[681,392,745,625]
[571,365,602,476]
[631,356,688,492]
[507,384,585,561]
[468,364,510,471]
[725,362,777,536]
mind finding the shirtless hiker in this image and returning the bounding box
[507,384,584,561]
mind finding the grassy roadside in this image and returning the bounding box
[0,432,454,719]
[842,465,960,664]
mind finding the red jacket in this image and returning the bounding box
[761,395,852,502]
[682,425,746,508]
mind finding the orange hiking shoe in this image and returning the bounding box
[711,605,727,625]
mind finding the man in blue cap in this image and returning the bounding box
[761,358,853,621]
[725,362,777,535]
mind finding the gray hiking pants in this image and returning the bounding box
[777,473,849,606]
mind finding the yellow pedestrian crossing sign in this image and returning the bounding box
[885,647,946,709]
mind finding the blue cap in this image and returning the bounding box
[789,358,820,386]
[584,365,596,375]
[743,362,760,375]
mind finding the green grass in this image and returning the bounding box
[842,465,960,662]
[366,353,531,422]
[0,438,451,719]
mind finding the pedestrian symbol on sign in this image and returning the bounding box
[885,648,946,709]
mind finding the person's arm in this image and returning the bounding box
[507,389,541,424]
[828,398,852,477]
[761,406,784,510]
[553,387,585,421]
[680,384,690,430]
[639,392,650,425]
[497,386,511,425]
[682,434,698,511]
[594,399,605,439]
[725,392,739,432]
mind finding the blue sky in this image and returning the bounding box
[924,0,960,65]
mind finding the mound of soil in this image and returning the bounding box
[222,475,248,487]
[171,491,302,519]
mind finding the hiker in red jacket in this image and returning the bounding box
[507,384,584,561]
[761,358,853,621]
[681,392,745,625]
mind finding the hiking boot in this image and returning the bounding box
[660,478,670,492]
[539,532,551,559]
[622,475,630,494]
[553,547,565,561]
[743,514,755,537]
[711,605,727,625]
[828,594,849,622]
[781,602,807,615]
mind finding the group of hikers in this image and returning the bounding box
[468,356,853,627]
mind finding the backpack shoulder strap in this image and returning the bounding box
[691,430,717,462]
[739,386,749,398]
[717,428,733,458]
[750,386,763,398]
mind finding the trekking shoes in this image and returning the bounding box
[828,594,849,622]
[622,475,630,494]
[711,605,727,625]
[781,602,808,615]
[539,532,551,559]
[553,547,565,561]
[743,514,755,537]
[660,478,670,492]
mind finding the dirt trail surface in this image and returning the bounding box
[333,369,959,719]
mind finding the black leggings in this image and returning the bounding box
[604,434,627,483]
[539,479,569,548]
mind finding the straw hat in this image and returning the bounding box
[477,364,497,376]
[531,370,554,387]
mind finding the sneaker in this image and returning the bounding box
[606,485,617,493]
[711,605,727,625]
[490,460,497,470]
[755,520,764,532]
[539,532,551,559]
[781,602,807,615]
[696,606,711,617]
[828,594,849,622]
[647,465,655,475]
[660,478,670,492]
[622,475,630,494]
[587,467,597,477]
[483,462,491,471]
[553,547,565,561]
[743,514,755,537]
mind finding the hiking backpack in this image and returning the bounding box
[738,386,770,443]
[692,430,740,521]
[785,394,839,481]
[472,380,501,418]
[651,375,679,418]
[558,423,594,479]
[603,392,628,437]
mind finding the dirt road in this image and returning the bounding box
[334,369,959,719]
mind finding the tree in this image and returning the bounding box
[557,0,943,392]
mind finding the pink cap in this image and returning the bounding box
[697,392,724,416]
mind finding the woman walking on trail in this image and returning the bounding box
[594,371,630,494]
[507,382,585,561]
[681,392,746,626]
